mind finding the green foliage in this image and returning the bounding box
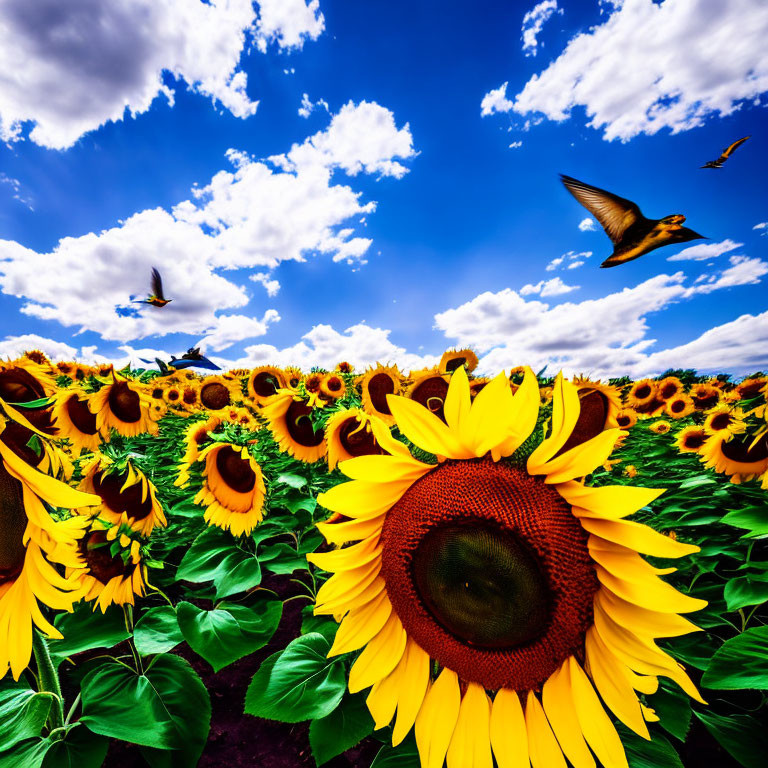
[309,693,375,766]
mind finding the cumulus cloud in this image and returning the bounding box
[667,238,742,261]
[298,93,330,118]
[197,310,280,352]
[484,0,768,141]
[578,217,597,231]
[521,1,562,57]
[0,0,326,149]
[520,276,579,297]
[546,250,591,271]
[689,255,768,294]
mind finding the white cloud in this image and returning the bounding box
[254,0,324,52]
[578,217,597,231]
[0,173,33,210]
[520,276,579,296]
[250,272,281,296]
[545,256,565,271]
[509,140,523,149]
[689,255,768,294]
[522,1,562,57]
[298,92,330,118]
[485,0,768,141]
[754,221,767,235]
[481,82,514,117]
[197,310,280,352]
[546,250,591,271]
[667,238,742,261]
[272,100,417,179]
[567,260,584,269]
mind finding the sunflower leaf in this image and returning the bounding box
[244,633,347,723]
[701,626,768,690]
[0,685,52,751]
[723,574,768,611]
[693,711,768,768]
[309,693,374,766]
[370,734,420,767]
[134,606,184,656]
[618,726,684,768]
[176,597,282,672]
[48,603,131,668]
[40,724,110,768]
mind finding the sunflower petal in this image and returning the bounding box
[348,611,406,693]
[561,483,664,519]
[580,517,698,558]
[387,394,464,459]
[490,688,529,768]
[415,668,461,768]
[392,639,431,746]
[446,683,493,768]
[524,692,566,768]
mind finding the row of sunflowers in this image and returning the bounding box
[0,348,766,768]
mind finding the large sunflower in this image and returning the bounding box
[79,457,166,536]
[656,376,683,401]
[0,418,100,680]
[191,443,266,536]
[664,394,694,420]
[247,366,287,407]
[309,369,705,768]
[0,359,58,436]
[689,383,721,412]
[360,365,403,427]
[699,432,768,483]
[563,377,622,454]
[261,391,326,463]
[51,391,101,456]
[89,374,158,437]
[199,375,237,411]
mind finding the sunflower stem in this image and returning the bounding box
[32,631,64,733]
[64,692,81,726]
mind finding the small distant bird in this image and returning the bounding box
[560,175,705,268]
[701,136,750,169]
[135,267,172,307]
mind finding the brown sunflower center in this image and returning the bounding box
[305,375,323,393]
[252,372,281,398]
[683,433,706,450]
[201,382,230,410]
[286,401,324,447]
[555,390,609,456]
[380,459,598,691]
[692,391,719,410]
[410,377,449,421]
[1,421,44,465]
[738,380,765,399]
[215,446,256,494]
[183,388,198,406]
[710,413,731,431]
[659,381,679,399]
[339,419,384,458]
[93,469,153,522]
[167,389,180,402]
[670,399,685,413]
[616,414,631,427]
[0,462,27,584]
[367,373,395,415]
[634,384,651,400]
[324,376,343,393]
[108,382,141,423]
[720,435,768,463]
[444,357,467,373]
[66,395,98,435]
[79,531,128,584]
[0,368,45,403]
[151,387,164,400]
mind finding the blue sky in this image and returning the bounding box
[0,0,766,378]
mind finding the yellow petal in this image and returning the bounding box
[387,394,464,459]
[536,429,623,484]
[368,416,413,459]
[558,482,664,520]
[307,534,382,573]
[392,639,431,746]
[339,455,433,485]
[446,683,493,768]
[490,688,529,768]
[524,692,566,768]
[443,366,471,436]
[317,514,386,546]
[319,479,412,518]
[580,517,698,558]
[468,373,515,457]
[597,590,701,639]
[495,367,540,460]
[348,611,407,693]
[415,668,461,768]
[367,650,406,730]
[329,589,392,656]
[527,373,579,468]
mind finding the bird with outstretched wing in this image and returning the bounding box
[134,267,172,307]
[701,136,750,168]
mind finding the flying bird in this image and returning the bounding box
[701,136,750,169]
[560,175,705,268]
[135,267,172,307]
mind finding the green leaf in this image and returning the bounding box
[259,542,309,575]
[723,574,768,611]
[721,506,768,537]
[80,654,211,766]
[48,603,130,667]
[702,626,768,689]
[177,597,282,672]
[0,685,52,751]
[300,610,338,644]
[677,475,717,489]
[41,725,110,768]
[618,726,684,768]
[0,736,52,768]
[649,684,691,741]
[134,606,184,655]
[277,472,308,490]
[244,633,347,723]
[694,711,768,768]
[214,554,261,600]
[370,734,420,768]
[309,693,374,766]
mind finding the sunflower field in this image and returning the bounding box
[1,349,767,768]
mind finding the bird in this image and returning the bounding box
[560,175,705,268]
[701,136,750,168]
[135,267,172,307]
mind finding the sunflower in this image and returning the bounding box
[656,376,683,401]
[22,350,52,369]
[283,366,303,389]
[336,361,355,374]
[0,418,100,680]
[0,359,58,436]
[51,391,101,456]
[303,373,326,408]
[649,420,672,435]
[247,366,287,407]
[192,443,266,536]
[147,383,166,402]
[163,385,183,407]
[181,384,200,410]
[407,371,450,422]
[735,376,768,401]
[261,392,326,463]
[689,383,721,411]
[703,406,747,438]
[615,408,638,429]
[626,379,657,409]
[561,378,622,454]
[68,524,145,613]
[674,426,708,454]
[320,373,347,401]
[89,374,158,437]
[175,415,222,486]
[79,457,166,537]
[664,394,694,420]
[438,348,479,375]
[55,361,77,378]
[309,369,705,768]
[360,365,403,427]
[699,432,768,483]
[325,409,386,471]
[199,375,237,411]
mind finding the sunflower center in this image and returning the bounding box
[616,414,631,427]
[738,380,765,399]
[215,447,256,494]
[693,392,718,410]
[660,382,679,399]
[201,382,230,410]
[108,382,141,423]
[0,369,45,403]
[93,470,153,522]
[252,372,280,397]
[339,419,384,458]
[367,374,395,415]
[380,459,598,691]
[413,521,549,648]
[683,433,706,450]
[79,531,128,584]
[65,395,98,435]
[720,435,768,463]
[410,377,449,421]
[555,390,609,456]
[444,357,467,373]
[670,399,685,413]
[634,384,651,400]
[325,376,343,392]
[710,413,731,431]
[286,402,324,447]
[1,421,44,465]
[0,462,27,584]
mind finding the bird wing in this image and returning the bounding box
[560,175,643,244]
[151,267,166,300]
[720,136,750,160]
